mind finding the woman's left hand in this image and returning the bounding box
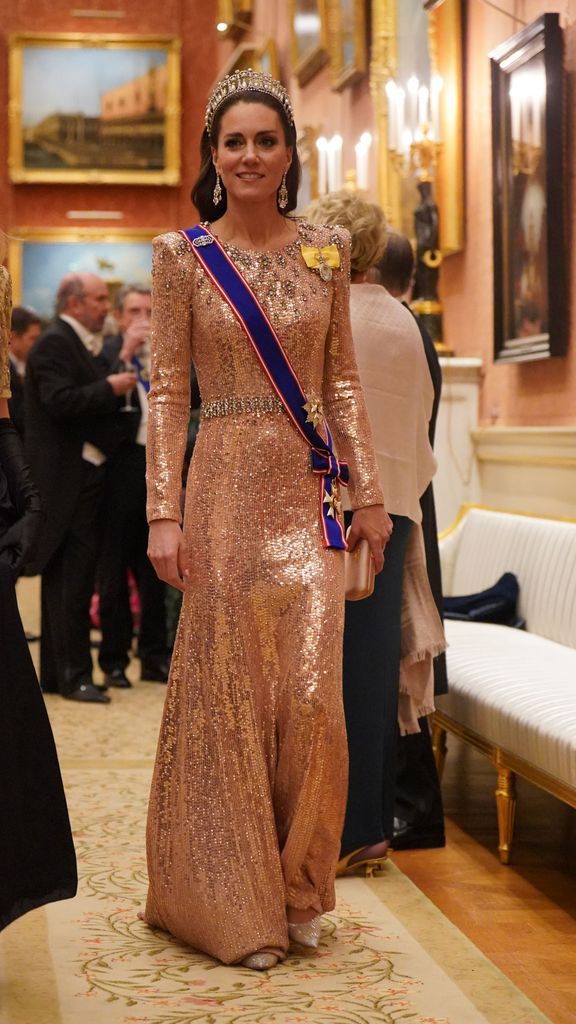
[347,504,393,574]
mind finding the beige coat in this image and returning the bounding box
[349,283,446,734]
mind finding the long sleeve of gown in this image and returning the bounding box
[322,229,385,509]
[146,233,192,523]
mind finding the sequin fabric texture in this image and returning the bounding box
[144,219,384,965]
[0,267,12,399]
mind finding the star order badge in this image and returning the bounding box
[303,394,324,429]
[323,481,342,519]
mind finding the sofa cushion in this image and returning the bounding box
[440,509,576,648]
[437,619,576,789]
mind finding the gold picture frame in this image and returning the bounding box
[8,33,181,186]
[219,39,280,80]
[326,0,367,91]
[7,228,161,317]
[289,0,330,86]
[370,0,464,254]
[217,0,254,39]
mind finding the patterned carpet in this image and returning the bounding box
[0,606,552,1023]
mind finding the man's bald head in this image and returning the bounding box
[56,272,111,333]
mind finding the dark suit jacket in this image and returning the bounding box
[8,361,25,438]
[24,318,123,573]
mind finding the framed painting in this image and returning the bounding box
[217,0,253,38]
[490,14,566,362]
[219,39,279,79]
[7,229,159,319]
[8,33,181,186]
[289,0,329,86]
[327,0,367,91]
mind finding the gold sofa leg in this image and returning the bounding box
[431,720,448,781]
[495,765,517,864]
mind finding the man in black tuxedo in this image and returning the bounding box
[8,306,42,437]
[97,284,170,688]
[25,273,137,703]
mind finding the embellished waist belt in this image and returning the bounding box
[201,394,284,419]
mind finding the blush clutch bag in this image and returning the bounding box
[344,532,375,601]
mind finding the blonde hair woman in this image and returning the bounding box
[0,252,77,930]
[306,192,445,876]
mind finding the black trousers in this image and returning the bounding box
[341,513,413,856]
[97,444,167,673]
[40,462,106,696]
[0,562,77,929]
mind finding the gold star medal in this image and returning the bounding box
[323,481,342,519]
[303,394,324,430]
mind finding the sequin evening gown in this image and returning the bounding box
[144,220,384,964]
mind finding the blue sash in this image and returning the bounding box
[180,223,348,550]
[132,354,150,393]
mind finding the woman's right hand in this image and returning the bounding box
[148,519,188,592]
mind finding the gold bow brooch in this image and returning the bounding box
[300,244,340,281]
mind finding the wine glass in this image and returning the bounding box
[118,360,138,413]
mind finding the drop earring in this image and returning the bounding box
[278,171,288,210]
[213,172,222,206]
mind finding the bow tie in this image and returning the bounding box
[300,244,340,281]
[85,333,103,355]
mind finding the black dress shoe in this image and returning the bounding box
[65,682,111,704]
[141,659,170,683]
[392,817,446,850]
[103,669,132,689]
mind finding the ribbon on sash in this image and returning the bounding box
[180,224,349,550]
[132,354,150,393]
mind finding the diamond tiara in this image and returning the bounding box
[205,69,295,136]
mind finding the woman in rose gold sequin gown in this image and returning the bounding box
[143,75,388,968]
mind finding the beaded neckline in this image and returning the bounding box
[204,218,307,256]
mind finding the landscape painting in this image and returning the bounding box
[8,231,156,319]
[8,34,181,185]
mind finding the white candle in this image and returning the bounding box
[354,133,371,191]
[431,75,443,139]
[385,80,397,150]
[316,136,328,194]
[355,143,367,191]
[332,134,343,191]
[418,85,429,128]
[396,87,405,158]
[327,144,335,193]
[407,76,419,132]
[402,129,413,157]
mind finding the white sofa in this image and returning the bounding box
[432,505,576,863]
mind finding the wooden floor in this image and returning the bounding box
[393,735,576,1024]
